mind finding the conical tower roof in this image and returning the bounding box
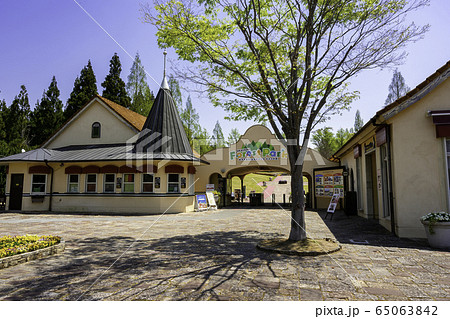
[135,77,192,155]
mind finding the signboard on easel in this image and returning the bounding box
[325,194,340,219]
[195,194,208,211]
[206,192,217,210]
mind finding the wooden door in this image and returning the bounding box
[9,174,24,210]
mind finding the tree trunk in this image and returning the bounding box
[288,145,307,241]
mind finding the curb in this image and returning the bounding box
[256,237,341,256]
[0,240,65,270]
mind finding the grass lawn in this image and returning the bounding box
[231,173,275,193]
[0,235,61,258]
[231,174,309,194]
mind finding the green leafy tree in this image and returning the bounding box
[145,0,429,241]
[385,69,411,105]
[180,95,200,145]
[227,128,241,145]
[65,60,98,120]
[354,110,364,132]
[312,127,337,159]
[102,53,131,108]
[193,128,214,155]
[168,74,182,110]
[29,76,64,146]
[335,128,353,149]
[212,120,225,148]
[127,52,155,116]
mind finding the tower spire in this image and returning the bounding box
[161,50,169,89]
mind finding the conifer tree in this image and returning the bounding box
[227,128,241,145]
[29,76,64,146]
[180,95,200,145]
[354,110,364,132]
[0,99,6,193]
[4,85,31,154]
[126,52,154,115]
[65,60,98,120]
[102,53,131,108]
[212,120,225,148]
[0,99,7,155]
[385,69,410,105]
[168,74,182,110]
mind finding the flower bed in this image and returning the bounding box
[0,235,61,258]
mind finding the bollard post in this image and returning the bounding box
[272,193,275,206]
[283,194,286,206]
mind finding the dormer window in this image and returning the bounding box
[92,122,101,138]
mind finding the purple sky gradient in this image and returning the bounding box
[0,0,449,138]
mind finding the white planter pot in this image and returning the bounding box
[421,221,450,249]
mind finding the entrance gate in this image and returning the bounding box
[196,125,338,209]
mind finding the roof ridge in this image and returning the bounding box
[97,95,146,131]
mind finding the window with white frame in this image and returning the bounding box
[142,174,154,193]
[86,174,97,193]
[31,174,46,194]
[167,174,180,193]
[123,174,135,193]
[104,174,115,193]
[68,174,80,193]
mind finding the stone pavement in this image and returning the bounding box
[0,208,448,301]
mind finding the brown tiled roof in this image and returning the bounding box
[97,95,146,131]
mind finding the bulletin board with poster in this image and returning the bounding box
[313,166,346,210]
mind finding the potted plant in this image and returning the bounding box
[212,191,220,205]
[420,212,450,249]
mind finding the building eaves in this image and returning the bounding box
[332,60,450,159]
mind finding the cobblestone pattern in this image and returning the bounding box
[0,208,448,301]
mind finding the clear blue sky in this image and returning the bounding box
[0,0,449,139]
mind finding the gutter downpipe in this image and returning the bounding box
[44,160,54,212]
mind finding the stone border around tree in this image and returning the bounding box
[0,240,65,270]
[257,237,341,256]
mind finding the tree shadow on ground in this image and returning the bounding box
[319,210,431,249]
[1,230,326,301]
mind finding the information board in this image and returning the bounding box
[206,184,215,192]
[195,194,208,211]
[206,192,217,210]
[315,168,344,198]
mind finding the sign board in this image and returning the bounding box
[376,127,387,147]
[206,192,217,210]
[327,194,340,214]
[206,184,215,192]
[314,168,344,198]
[195,194,208,211]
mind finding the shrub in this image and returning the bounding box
[0,235,61,258]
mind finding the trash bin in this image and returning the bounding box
[250,193,263,206]
[344,191,357,215]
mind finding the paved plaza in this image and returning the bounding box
[0,208,448,301]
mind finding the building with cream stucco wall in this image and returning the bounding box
[333,60,450,238]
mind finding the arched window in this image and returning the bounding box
[92,122,101,138]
